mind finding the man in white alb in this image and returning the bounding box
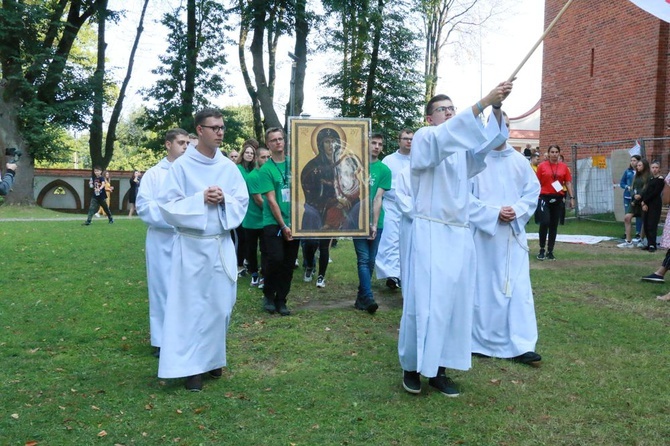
[376,128,413,289]
[469,112,542,366]
[157,108,248,391]
[398,81,512,397]
[136,128,189,358]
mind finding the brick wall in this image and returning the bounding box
[541,0,670,166]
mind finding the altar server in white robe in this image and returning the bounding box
[136,128,189,358]
[376,129,413,289]
[157,108,248,391]
[398,81,512,397]
[469,112,542,365]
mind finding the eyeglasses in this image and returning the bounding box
[432,105,456,114]
[268,137,284,143]
[200,125,225,133]
[400,137,413,142]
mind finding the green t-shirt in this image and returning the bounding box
[369,160,392,229]
[257,157,291,227]
[242,167,264,229]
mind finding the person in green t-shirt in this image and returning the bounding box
[234,139,259,276]
[245,147,270,287]
[351,132,391,314]
[256,127,300,316]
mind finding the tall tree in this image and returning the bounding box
[141,0,229,147]
[0,0,103,203]
[419,0,499,100]
[321,0,423,136]
[238,0,311,139]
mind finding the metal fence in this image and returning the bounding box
[570,137,670,219]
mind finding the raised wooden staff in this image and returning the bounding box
[507,0,577,82]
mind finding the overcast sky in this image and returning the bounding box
[106,1,545,122]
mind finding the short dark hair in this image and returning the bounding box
[370,132,384,141]
[194,108,223,127]
[398,128,413,139]
[426,94,452,115]
[265,127,284,141]
[632,154,642,161]
[165,128,188,143]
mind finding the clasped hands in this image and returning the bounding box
[204,185,224,205]
[498,206,516,222]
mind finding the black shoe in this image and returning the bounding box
[546,251,556,260]
[511,351,542,366]
[185,374,203,391]
[355,297,378,314]
[641,273,665,283]
[276,299,291,316]
[386,277,401,290]
[83,221,91,226]
[536,249,545,260]
[402,371,421,394]
[208,368,222,379]
[108,218,114,224]
[428,374,460,397]
[263,296,276,314]
[648,246,657,253]
[152,347,160,358]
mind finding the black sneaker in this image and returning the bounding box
[263,296,276,314]
[208,368,222,379]
[276,299,291,316]
[428,374,459,397]
[402,371,421,394]
[83,221,91,226]
[185,374,203,391]
[511,351,542,366]
[641,273,665,283]
[536,249,545,260]
[648,246,657,253]
[108,218,114,224]
[546,251,556,260]
[354,297,378,314]
[386,277,401,289]
[152,347,160,358]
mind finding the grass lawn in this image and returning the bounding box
[0,213,668,445]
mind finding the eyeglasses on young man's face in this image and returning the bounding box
[200,125,225,133]
[432,105,456,114]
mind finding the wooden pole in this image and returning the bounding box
[507,0,577,82]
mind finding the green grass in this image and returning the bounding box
[1,214,669,445]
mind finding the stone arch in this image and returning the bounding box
[36,179,81,210]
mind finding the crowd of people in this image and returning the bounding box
[124,77,668,396]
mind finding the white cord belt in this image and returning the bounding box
[174,229,237,283]
[414,214,470,229]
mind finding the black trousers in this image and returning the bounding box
[263,225,300,303]
[86,196,112,222]
[643,202,662,248]
[244,227,266,275]
[303,238,332,276]
[538,196,564,252]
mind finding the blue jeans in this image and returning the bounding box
[353,229,383,299]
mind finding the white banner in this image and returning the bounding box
[629,0,670,22]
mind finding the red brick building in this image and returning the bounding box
[541,0,670,165]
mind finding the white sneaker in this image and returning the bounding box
[637,238,648,248]
[617,241,634,248]
[328,257,333,263]
[316,275,325,288]
[304,268,314,282]
[632,237,641,243]
[94,214,101,218]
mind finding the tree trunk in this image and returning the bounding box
[238,4,264,141]
[363,0,385,118]
[89,0,108,169]
[0,87,33,204]
[290,0,308,117]
[250,1,282,131]
[104,0,149,168]
[181,0,197,130]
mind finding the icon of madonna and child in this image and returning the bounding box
[297,122,369,236]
